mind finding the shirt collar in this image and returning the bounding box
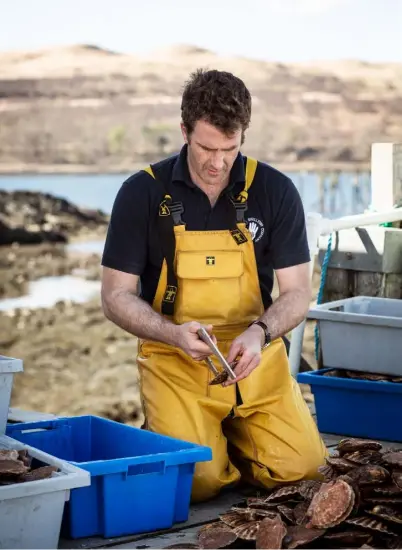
[172,144,246,194]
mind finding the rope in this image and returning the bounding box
[314,233,333,361]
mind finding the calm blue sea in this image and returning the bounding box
[0,171,372,218]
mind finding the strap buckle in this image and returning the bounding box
[230,197,248,223]
[168,201,185,226]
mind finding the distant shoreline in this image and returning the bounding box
[0,160,371,175]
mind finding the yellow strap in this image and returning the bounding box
[143,166,155,179]
[245,157,257,191]
[236,157,258,203]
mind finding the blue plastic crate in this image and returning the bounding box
[6,415,212,539]
[297,368,402,442]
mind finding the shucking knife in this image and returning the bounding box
[197,327,237,382]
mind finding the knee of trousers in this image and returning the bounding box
[190,461,241,503]
[256,437,328,487]
[289,437,328,481]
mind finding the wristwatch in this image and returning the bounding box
[249,320,271,349]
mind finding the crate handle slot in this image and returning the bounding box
[9,425,60,434]
[126,461,166,476]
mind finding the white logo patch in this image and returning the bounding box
[247,217,264,242]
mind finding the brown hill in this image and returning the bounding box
[0,44,401,172]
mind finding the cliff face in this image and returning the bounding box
[0,44,401,170]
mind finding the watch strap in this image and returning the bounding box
[248,320,271,349]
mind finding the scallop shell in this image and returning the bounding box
[277,504,295,524]
[227,505,276,521]
[255,515,287,549]
[323,529,373,546]
[0,450,19,461]
[336,438,383,455]
[345,515,399,536]
[264,484,303,503]
[219,511,248,529]
[392,470,402,489]
[209,371,229,385]
[246,507,280,519]
[326,456,357,472]
[20,465,58,482]
[297,479,322,500]
[282,525,326,549]
[364,496,402,504]
[343,464,390,486]
[317,463,337,481]
[0,458,29,476]
[232,520,260,540]
[17,449,32,467]
[247,498,281,510]
[370,483,402,496]
[306,478,355,529]
[346,371,388,381]
[343,449,383,465]
[382,451,402,468]
[293,501,310,526]
[367,505,402,525]
[197,523,237,549]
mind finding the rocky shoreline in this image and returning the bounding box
[0,190,316,425]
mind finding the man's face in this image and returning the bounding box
[181,119,242,186]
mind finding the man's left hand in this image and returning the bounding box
[223,325,265,386]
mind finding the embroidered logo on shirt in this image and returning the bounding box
[247,217,265,242]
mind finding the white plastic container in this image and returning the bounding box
[0,434,90,549]
[308,296,402,376]
[0,356,23,434]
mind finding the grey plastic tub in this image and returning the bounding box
[307,296,402,376]
[0,356,23,434]
[0,434,90,549]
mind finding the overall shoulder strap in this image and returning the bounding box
[142,164,181,317]
[231,156,258,223]
[245,156,258,192]
[142,165,184,224]
[143,165,155,178]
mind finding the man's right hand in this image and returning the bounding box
[173,321,216,361]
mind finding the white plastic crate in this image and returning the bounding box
[0,355,23,434]
[0,434,90,549]
[308,296,402,376]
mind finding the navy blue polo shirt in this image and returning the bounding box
[101,145,310,309]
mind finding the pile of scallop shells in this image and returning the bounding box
[0,448,58,485]
[176,438,402,549]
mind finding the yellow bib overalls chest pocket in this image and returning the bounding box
[137,157,327,502]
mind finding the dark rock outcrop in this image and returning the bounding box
[0,190,109,246]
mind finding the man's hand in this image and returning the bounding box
[223,325,265,386]
[173,322,217,361]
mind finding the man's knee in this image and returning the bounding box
[190,461,240,503]
[292,438,328,480]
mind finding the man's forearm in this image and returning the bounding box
[102,289,178,346]
[258,289,311,341]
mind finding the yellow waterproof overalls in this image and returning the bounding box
[137,157,327,502]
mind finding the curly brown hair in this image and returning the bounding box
[181,69,252,143]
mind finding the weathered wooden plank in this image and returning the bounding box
[321,433,344,448]
[382,273,402,299]
[112,527,200,549]
[353,270,402,300]
[318,226,402,275]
